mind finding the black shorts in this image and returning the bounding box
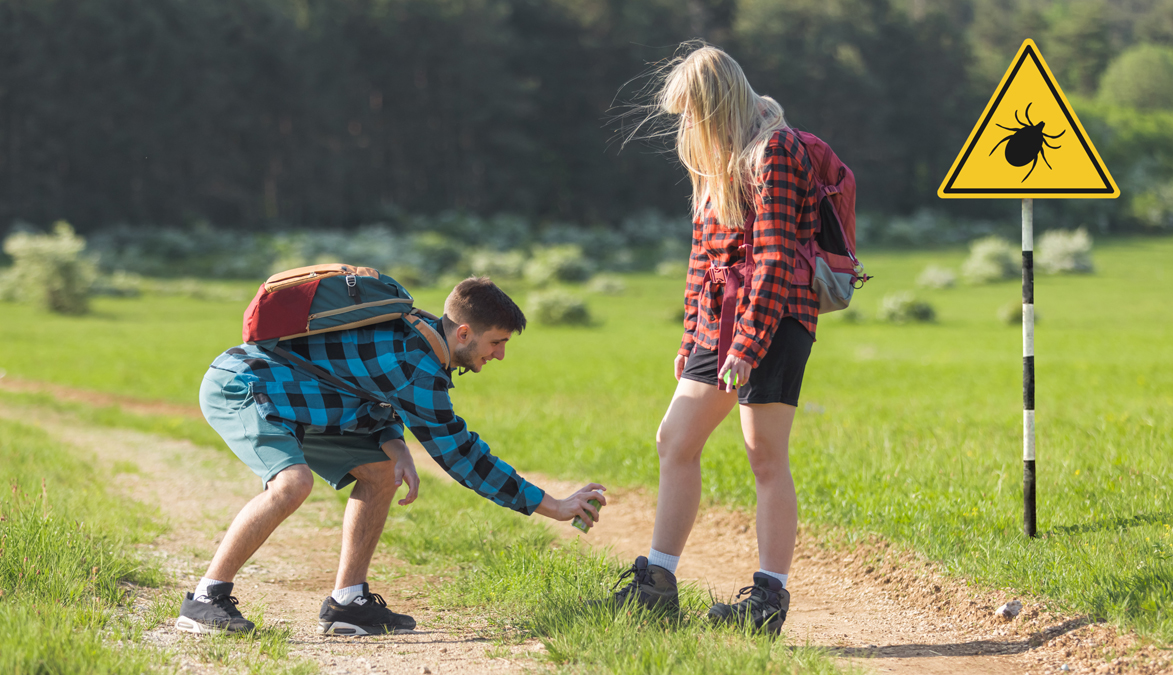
[681,317,813,406]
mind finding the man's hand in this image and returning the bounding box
[534,483,607,530]
[380,439,420,506]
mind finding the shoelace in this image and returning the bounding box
[732,584,773,610]
[210,594,243,614]
[365,592,387,608]
[611,563,653,598]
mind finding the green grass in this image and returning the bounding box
[0,419,168,674]
[1,236,1170,642]
[376,473,850,675]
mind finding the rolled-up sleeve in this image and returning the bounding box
[394,373,545,514]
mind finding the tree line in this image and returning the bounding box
[3,0,1173,234]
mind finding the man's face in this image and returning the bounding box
[450,325,513,373]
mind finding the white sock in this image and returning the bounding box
[193,577,226,603]
[759,569,788,588]
[331,583,366,606]
[647,549,680,574]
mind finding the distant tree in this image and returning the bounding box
[1098,43,1173,111]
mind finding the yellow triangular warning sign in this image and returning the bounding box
[938,39,1119,199]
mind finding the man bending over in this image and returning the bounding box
[177,277,605,636]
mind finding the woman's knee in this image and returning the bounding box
[656,422,703,466]
[744,442,791,483]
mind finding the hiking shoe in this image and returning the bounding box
[588,556,679,613]
[707,572,790,633]
[175,582,256,634]
[318,583,416,636]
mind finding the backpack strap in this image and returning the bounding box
[268,344,396,410]
[267,309,451,409]
[404,309,451,370]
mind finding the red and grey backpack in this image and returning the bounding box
[789,129,870,310]
[241,263,450,405]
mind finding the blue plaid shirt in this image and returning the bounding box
[208,317,545,515]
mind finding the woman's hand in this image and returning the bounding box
[380,439,421,506]
[717,354,752,393]
[674,354,688,381]
[534,483,607,530]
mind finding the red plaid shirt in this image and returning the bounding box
[678,129,820,368]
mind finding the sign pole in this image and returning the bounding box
[937,39,1119,540]
[1022,198,1036,537]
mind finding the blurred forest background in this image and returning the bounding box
[3,0,1173,280]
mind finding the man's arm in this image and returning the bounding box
[393,374,546,514]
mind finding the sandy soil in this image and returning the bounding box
[1,385,1168,675]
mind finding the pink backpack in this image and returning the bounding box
[789,129,870,310]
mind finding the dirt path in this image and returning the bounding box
[1,383,1167,675]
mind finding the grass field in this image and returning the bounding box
[0,418,167,673]
[1,236,1170,643]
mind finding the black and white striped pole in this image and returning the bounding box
[1022,198,1036,538]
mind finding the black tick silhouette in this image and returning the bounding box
[988,103,1066,182]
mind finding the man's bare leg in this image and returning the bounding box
[334,460,399,589]
[205,464,315,581]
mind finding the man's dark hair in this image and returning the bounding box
[443,277,526,334]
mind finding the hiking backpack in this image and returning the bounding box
[241,263,450,405]
[789,129,870,312]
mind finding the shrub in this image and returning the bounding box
[1037,228,1094,274]
[1,222,95,314]
[656,260,688,278]
[916,264,957,289]
[467,248,527,280]
[528,290,591,325]
[524,245,593,286]
[998,300,1041,325]
[586,274,626,295]
[962,236,1017,284]
[877,291,935,324]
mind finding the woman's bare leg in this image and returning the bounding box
[739,402,798,574]
[649,378,738,556]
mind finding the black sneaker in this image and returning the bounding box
[707,572,790,633]
[175,582,256,634]
[318,583,416,636]
[588,556,679,613]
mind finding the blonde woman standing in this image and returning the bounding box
[595,44,820,633]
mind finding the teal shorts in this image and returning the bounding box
[198,367,391,490]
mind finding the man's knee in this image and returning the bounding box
[268,464,314,505]
[349,461,398,498]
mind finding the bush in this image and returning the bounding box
[916,264,956,289]
[528,290,591,325]
[877,291,935,324]
[998,300,1041,325]
[524,245,593,286]
[962,236,1018,284]
[1,222,95,314]
[1098,44,1173,111]
[467,248,527,280]
[656,260,688,278]
[586,274,626,295]
[1037,228,1094,274]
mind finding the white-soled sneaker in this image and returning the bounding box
[318,583,415,636]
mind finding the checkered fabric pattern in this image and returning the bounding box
[208,317,545,514]
[679,129,820,368]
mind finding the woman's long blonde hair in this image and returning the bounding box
[657,44,787,230]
